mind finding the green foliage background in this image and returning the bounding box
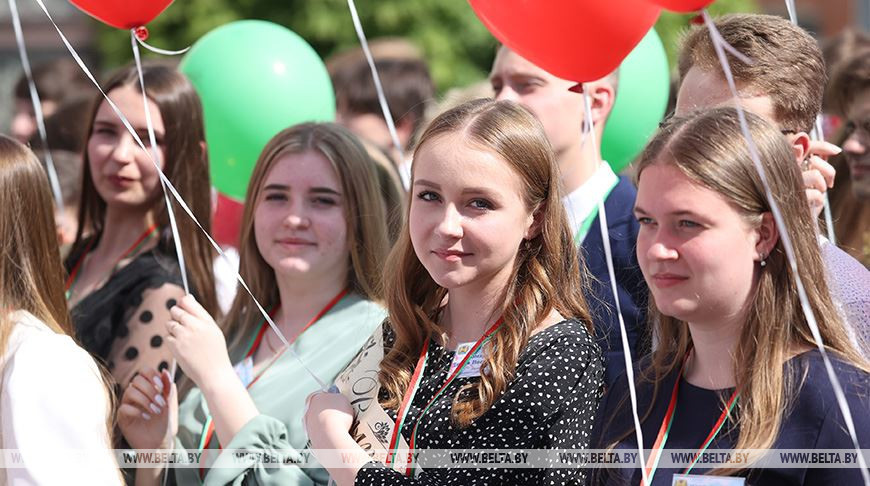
[97,0,758,92]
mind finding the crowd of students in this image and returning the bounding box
[0,12,867,486]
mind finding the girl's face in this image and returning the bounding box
[634,161,764,325]
[87,84,165,209]
[409,132,536,294]
[254,151,349,284]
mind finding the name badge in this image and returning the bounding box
[672,474,745,486]
[448,342,485,378]
[233,356,254,387]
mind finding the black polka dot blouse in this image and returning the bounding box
[355,318,604,486]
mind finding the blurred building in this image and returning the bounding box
[757,0,869,36]
[0,0,96,130]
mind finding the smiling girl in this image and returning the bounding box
[304,98,604,485]
[118,123,391,485]
[592,108,870,485]
[65,64,217,391]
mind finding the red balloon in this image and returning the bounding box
[647,0,714,12]
[468,0,660,82]
[69,0,173,30]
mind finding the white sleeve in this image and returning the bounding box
[1,332,123,485]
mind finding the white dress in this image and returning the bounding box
[0,310,121,485]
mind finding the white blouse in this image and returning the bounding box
[1,310,121,485]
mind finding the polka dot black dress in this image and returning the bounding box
[65,235,186,392]
[355,318,604,486]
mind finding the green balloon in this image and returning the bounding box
[180,20,335,199]
[601,28,669,173]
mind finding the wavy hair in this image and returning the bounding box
[379,98,592,427]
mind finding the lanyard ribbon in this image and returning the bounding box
[197,288,348,479]
[65,223,160,299]
[386,317,505,476]
[642,353,740,485]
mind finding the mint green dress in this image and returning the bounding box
[173,293,386,485]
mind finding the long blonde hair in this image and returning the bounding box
[634,108,869,471]
[222,123,390,354]
[379,98,592,427]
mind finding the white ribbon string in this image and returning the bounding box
[703,12,869,484]
[33,0,327,391]
[582,88,649,486]
[785,0,798,24]
[9,0,64,212]
[131,30,190,296]
[134,33,191,56]
[345,0,404,158]
[786,2,836,242]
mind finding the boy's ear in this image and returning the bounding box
[588,80,616,125]
[788,132,811,163]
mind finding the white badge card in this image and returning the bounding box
[233,356,254,387]
[672,474,745,486]
[449,342,485,378]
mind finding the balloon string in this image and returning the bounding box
[784,0,798,24]
[581,88,649,486]
[131,30,190,296]
[32,0,327,392]
[133,31,191,56]
[784,4,837,243]
[345,0,404,159]
[8,0,64,212]
[703,11,869,484]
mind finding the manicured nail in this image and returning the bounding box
[152,376,164,392]
[154,394,166,407]
[142,412,151,420]
[149,403,162,414]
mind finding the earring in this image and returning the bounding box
[759,252,767,267]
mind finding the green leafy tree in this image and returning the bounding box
[97,0,498,92]
[97,0,757,92]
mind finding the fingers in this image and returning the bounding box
[118,402,151,423]
[165,319,182,337]
[806,140,842,159]
[802,168,827,194]
[128,372,166,416]
[805,189,825,218]
[806,156,836,188]
[180,294,211,321]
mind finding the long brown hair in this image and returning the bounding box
[222,123,390,354]
[0,135,71,350]
[70,63,218,316]
[379,98,592,427]
[633,108,869,472]
[0,135,118,469]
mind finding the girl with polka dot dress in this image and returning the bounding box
[118,124,392,485]
[305,99,605,486]
[64,64,218,394]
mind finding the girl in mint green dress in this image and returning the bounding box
[118,123,394,485]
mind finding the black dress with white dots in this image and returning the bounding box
[355,318,604,486]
